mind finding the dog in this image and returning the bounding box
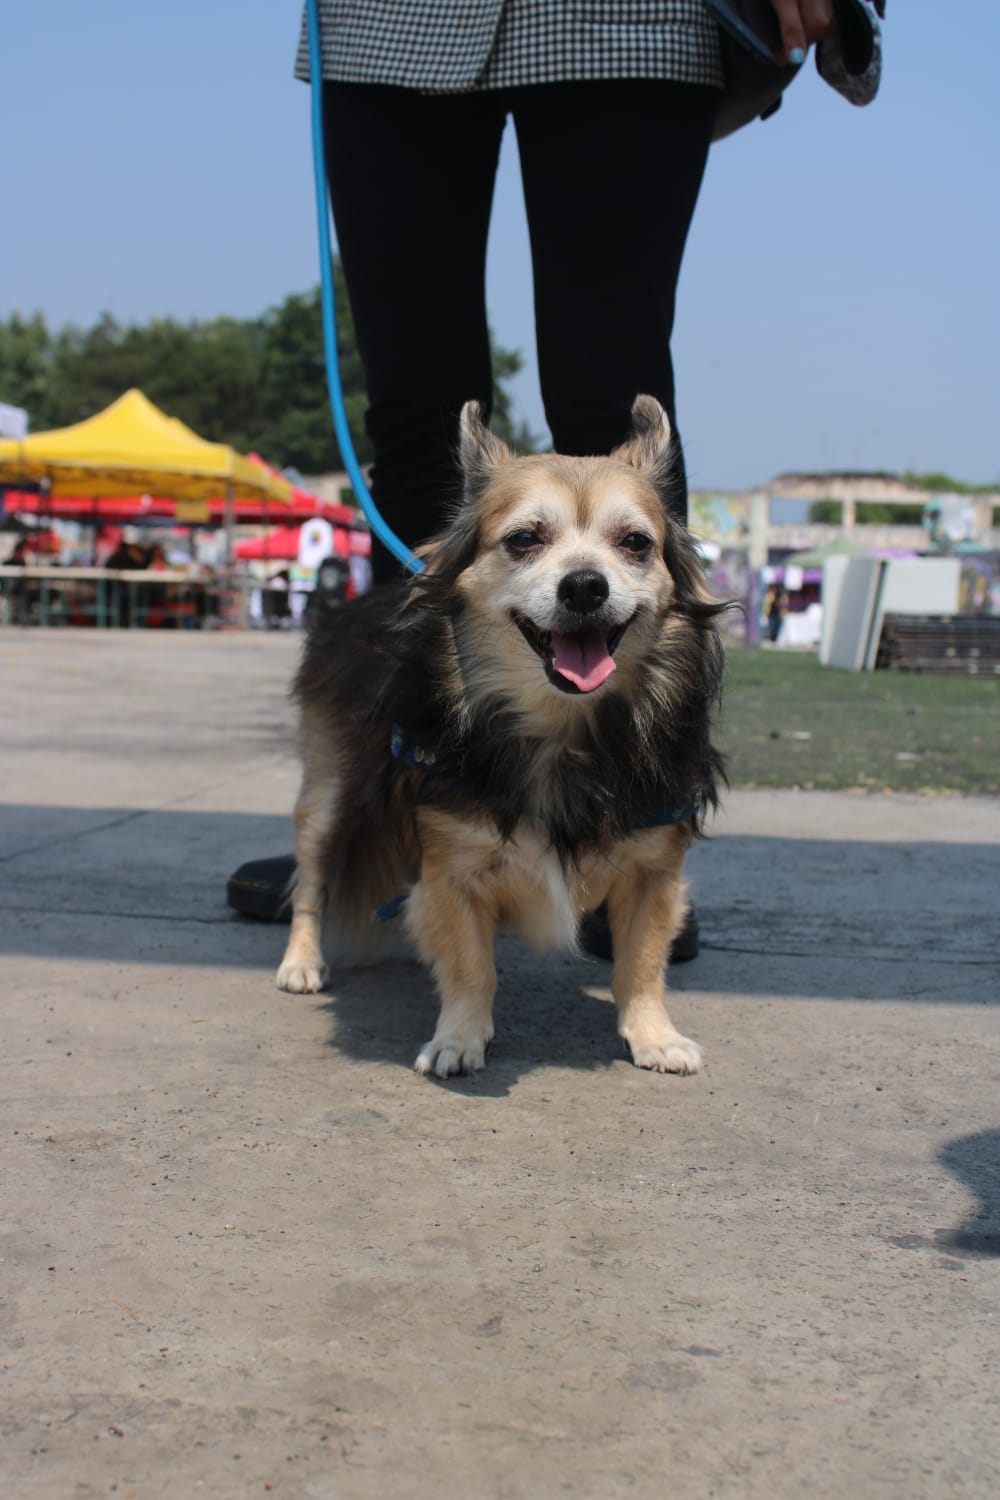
[277,395,726,1079]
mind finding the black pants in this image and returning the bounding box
[324,80,716,582]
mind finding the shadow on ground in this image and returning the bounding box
[933,1128,1000,1258]
[314,948,625,1100]
[1,802,997,1003]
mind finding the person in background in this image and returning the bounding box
[105,539,149,571]
[1,538,31,623]
[314,553,352,610]
[264,567,293,628]
[104,539,149,626]
[93,523,122,568]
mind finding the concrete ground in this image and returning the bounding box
[1,627,998,1500]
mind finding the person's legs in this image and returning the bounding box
[228,86,505,914]
[230,81,715,945]
[513,82,715,961]
[511,80,716,521]
[323,83,508,581]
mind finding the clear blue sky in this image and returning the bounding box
[3,1,997,489]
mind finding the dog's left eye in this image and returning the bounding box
[619,531,653,556]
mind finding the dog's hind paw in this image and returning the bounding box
[624,1029,703,1076]
[276,959,328,994]
[414,1031,491,1080]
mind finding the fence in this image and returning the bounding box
[0,566,297,630]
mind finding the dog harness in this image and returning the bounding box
[375,724,699,922]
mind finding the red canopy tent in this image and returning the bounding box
[235,528,301,562]
[2,488,360,527]
[3,492,356,523]
[2,453,363,529]
[235,524,370,562]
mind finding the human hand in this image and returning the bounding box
[767,0,838,65]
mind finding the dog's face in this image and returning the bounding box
[426,396,708,710]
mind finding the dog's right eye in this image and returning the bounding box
[504,528,543,556]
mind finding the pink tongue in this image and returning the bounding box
[550,629,617,692]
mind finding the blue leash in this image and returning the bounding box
[305,0,424,575]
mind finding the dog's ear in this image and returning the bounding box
[616,397,724,623]
[662,516,721,617]
[459,400,512,500]
[401,402,506,604]
[611,395,678,499]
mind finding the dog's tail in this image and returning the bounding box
[319,777,420,965]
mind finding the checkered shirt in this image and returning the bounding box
[295,1,724,94]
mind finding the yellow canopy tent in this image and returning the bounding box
[0,388,292,506]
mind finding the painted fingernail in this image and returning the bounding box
[789,47,806,65]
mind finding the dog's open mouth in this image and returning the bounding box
[513,613,632,694]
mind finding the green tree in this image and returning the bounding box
[141,316,263,454]
[256,269,538,472]
[0,312,54,426]
[40,313,264,451]
[857,502,925,525]
[808,499,925,525]
[44,314,139,426]
[257,280,363,474]
[0,265,536,470]
[490,342,542,454]
[903,470,998,495]
[807,499,842,524]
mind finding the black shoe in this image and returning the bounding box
[227,853,296,920]
[579,903,700,964]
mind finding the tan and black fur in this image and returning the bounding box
[277,396,726,1079]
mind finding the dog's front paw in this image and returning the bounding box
[622,1025,702,1075]
[414,1029,492,1079]
[276,959,328,994]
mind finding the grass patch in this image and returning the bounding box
[718,648,999,794]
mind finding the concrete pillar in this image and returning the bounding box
[971,497,993,543]
[748,491,770,569]
[746,491,769,647]
[842,497,856,534]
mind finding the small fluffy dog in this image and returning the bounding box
[277,396,726,1079]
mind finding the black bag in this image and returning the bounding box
[707,0,881,143]
[705,0,800,142]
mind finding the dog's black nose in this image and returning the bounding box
[557,569,609,616]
